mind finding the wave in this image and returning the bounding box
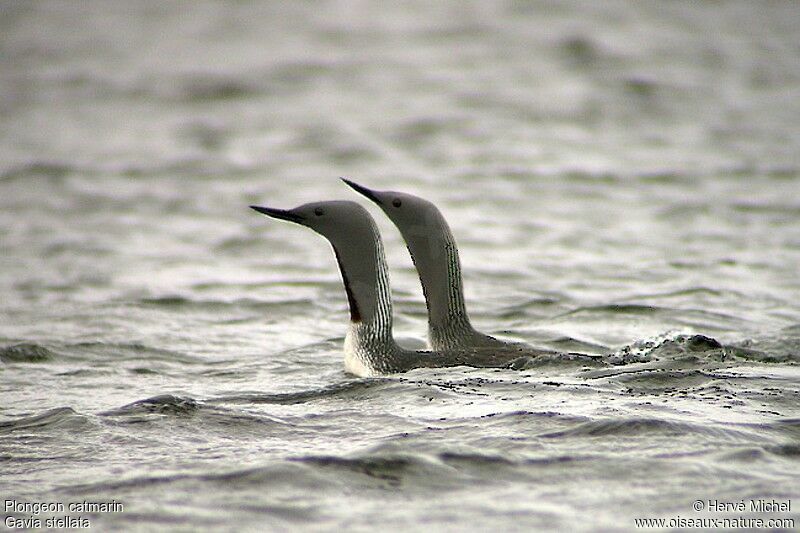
[555,305,751,333]
[291,455,442,486]
[722,346,800,364]
[58,449,538,495]
[729,331,800,363]
[0,161,77,181]
[0,407,88,433]
[544,335,609,354]
[283,447,616,487]
[136,295,315,312]
[0,343,56,363]
[767,444,800,458]
[538,417,752,440]
[0,340,200,365]
[91,60,343,107]
[286,447,554,488]
[606,331,800,366]
[99,394,202,417]
[439,450,594,469]
[764,418,800,439]
[0,397,259,435]
[212,379,392,406]
[96,395,300,436]
[62,461,338,497]
[86,342,197,365]
[607,332,723,365]
[54,448,603,499]
[0,156,250,183]
[510,352,605,370]
[620,287,735,300]
[168,75,255,102]
[559,304,662,317]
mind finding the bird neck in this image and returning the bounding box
[330,221,396,350]
[403,216,475,342]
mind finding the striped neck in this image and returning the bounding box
[332,216,400,372]
[403,216,478,348]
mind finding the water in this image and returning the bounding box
[1,1,799,531]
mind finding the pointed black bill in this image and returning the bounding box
[250,205,305,223]
[340,177,383,205]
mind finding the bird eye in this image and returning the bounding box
[392,199,402,208]
[314,207,325,216]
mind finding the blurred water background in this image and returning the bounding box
[1,1,799,531]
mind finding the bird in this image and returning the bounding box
[341,178,551,354]
[250,200,552,376]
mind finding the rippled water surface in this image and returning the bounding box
[1,1,799,531]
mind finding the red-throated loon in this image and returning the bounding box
[250,200,554,376]
[342,178,545,353]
